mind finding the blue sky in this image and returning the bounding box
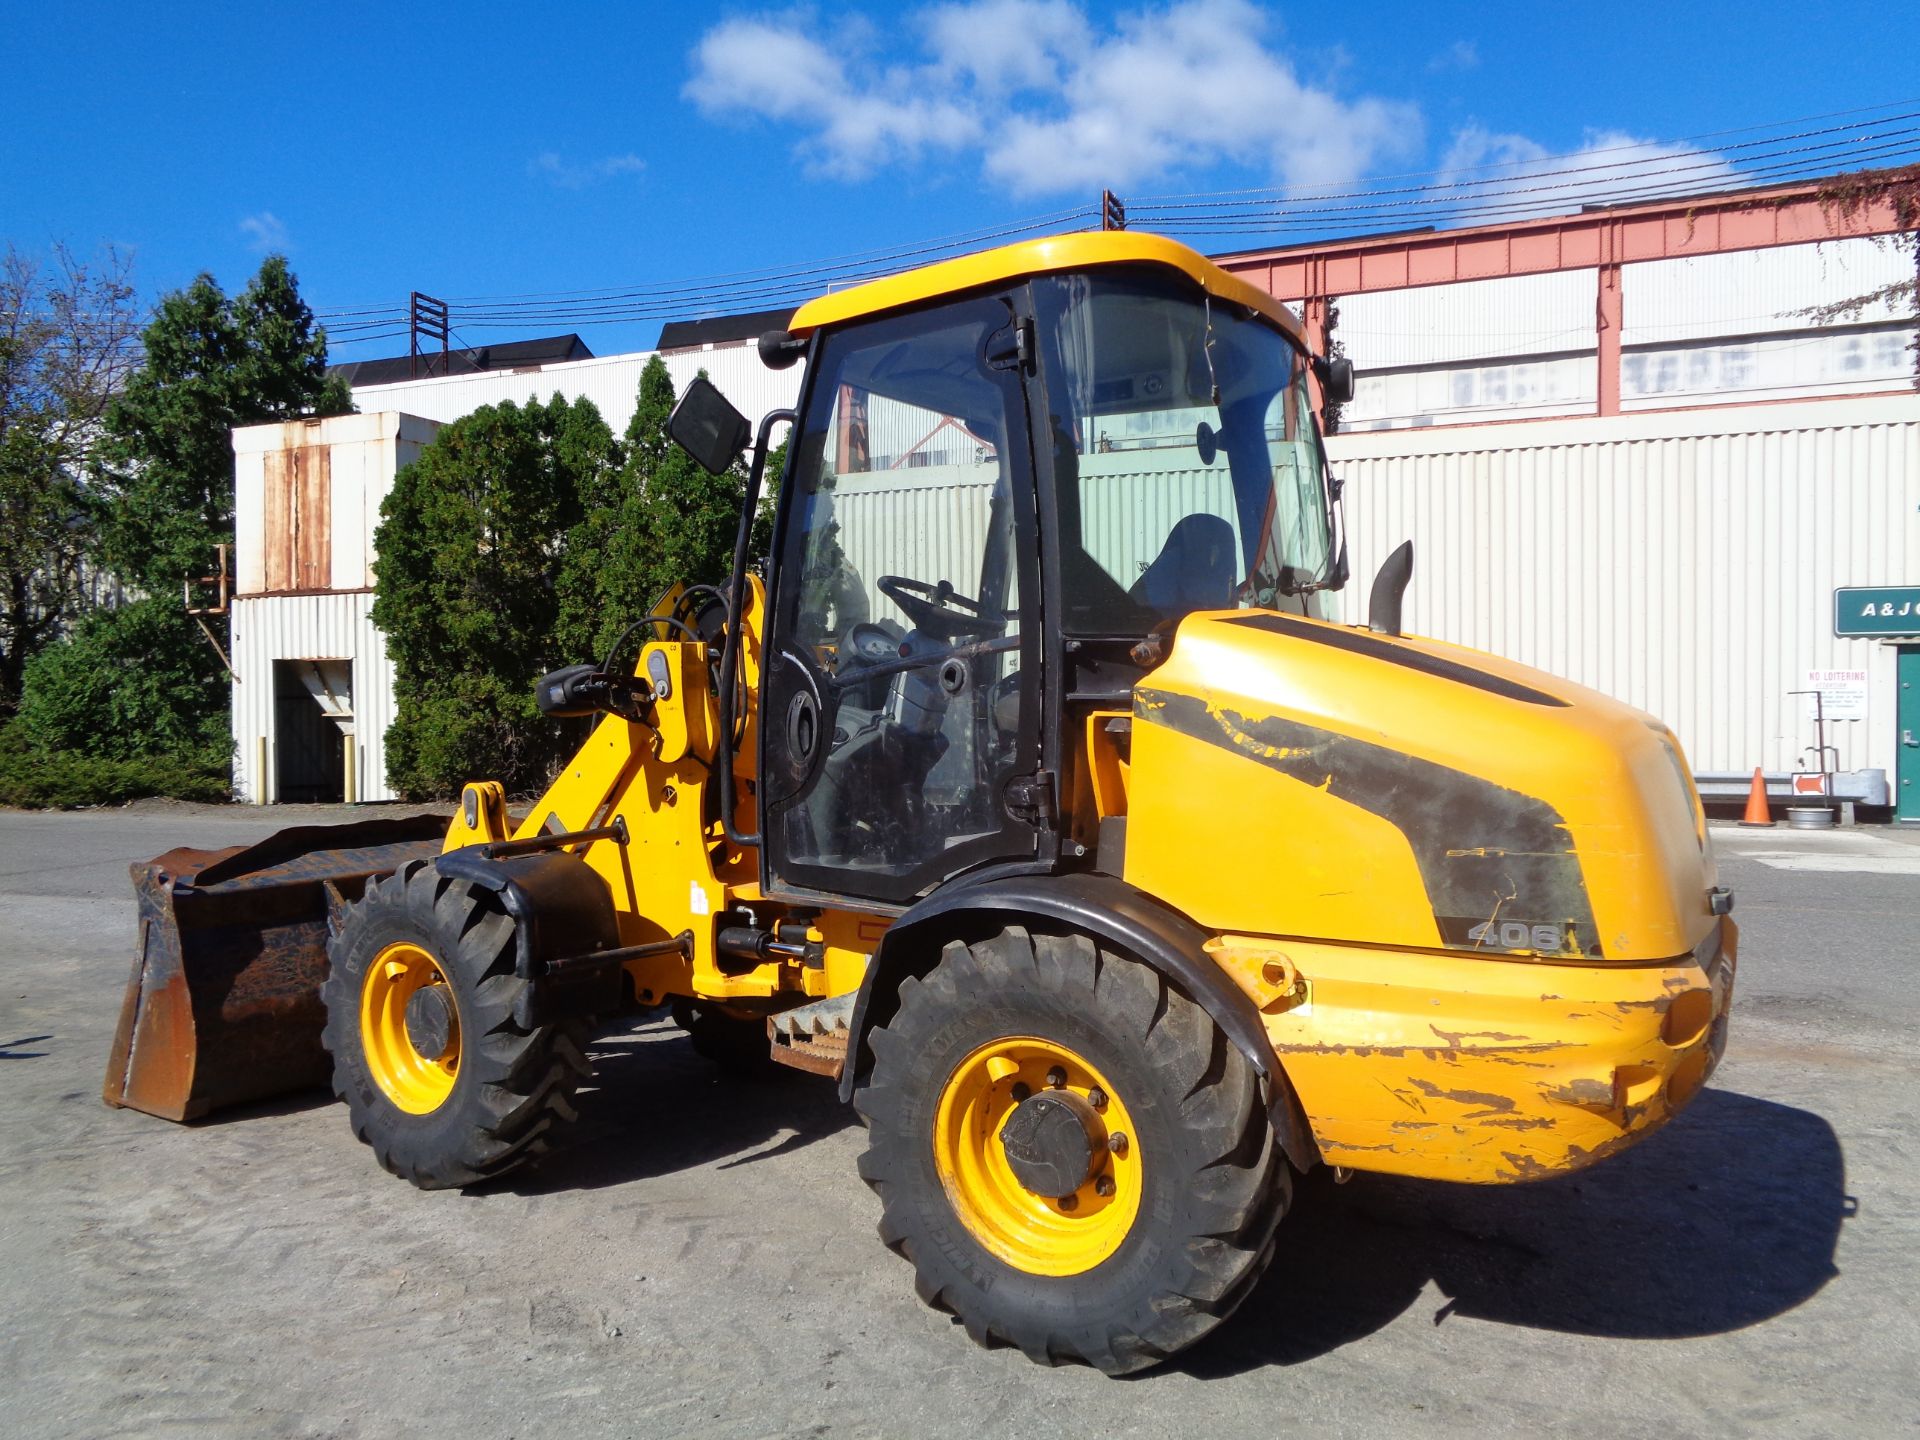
[4,1,1915,357]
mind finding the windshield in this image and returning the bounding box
[1032,268,1334,633]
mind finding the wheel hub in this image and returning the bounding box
[998,1089,1106,1199]
[360,941,461,1114]
[932,1035,1143,1276]
[404,983,455,1061]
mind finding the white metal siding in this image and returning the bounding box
[1325,395,1920,781]
[1620,327,1917,410]
[348,344,802,437]
[834,468,995,629]
[1337,269,1598,369]
[1622,237,1918,343]
[230,591,398,803]
[1344,354,1596,432]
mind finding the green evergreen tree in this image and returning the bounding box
[374,395,619,798]
[559,357,770,663]
[372,361,778,801]
[96,256,350,595]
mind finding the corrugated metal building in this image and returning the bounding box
[230,412,441,803]
[1322,396,1919,786]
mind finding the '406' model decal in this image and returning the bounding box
[1436,915,1593,956]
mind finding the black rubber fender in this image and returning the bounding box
[839,870,1320,1173]
[433,847,622,1025]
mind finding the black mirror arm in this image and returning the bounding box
[714,407,796,849]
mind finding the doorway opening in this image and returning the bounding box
[272,659,352,803]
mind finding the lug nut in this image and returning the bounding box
[1010,1082,1031,1102]
[1058,1194,1078,1212]
[1045,1066,1067,1089]
[1108,1131,1128,1156]
[1094,1175,1116,1197]
[1088,1087,1107,1110]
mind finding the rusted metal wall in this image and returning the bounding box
[233,412,441,595]
[260,445,331,591]
[1325,394,1920,780]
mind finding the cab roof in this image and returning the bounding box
[786,231,1309,349]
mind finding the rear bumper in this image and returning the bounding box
[1233,919,1736,1184]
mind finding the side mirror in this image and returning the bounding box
[535,663,610,718]
[758,329,807,370]
[1313,354,1355,406]
[668,376,752,475]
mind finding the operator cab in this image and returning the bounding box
[674,245,1345,907]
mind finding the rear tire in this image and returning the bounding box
[854,926,1288,1374]
[322,860,591,1189]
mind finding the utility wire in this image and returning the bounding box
[1132,98,1920,202]
[310,104,1920,348]
[1149,136,1920,236]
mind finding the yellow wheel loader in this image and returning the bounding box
[105,232,1736,1373]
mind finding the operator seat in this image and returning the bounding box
[1130,513,1238,616]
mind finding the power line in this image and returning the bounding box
[1131,97,1920,202]
[306,103,1920,349]
[1132,120,1920,225]
[1147,139,1920,238]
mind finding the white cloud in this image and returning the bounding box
[529,152,648,189]
[1426,39,1478,73]
[920,0,1083,94]
[685,0,1419,195]
[239,211,289,254]
[1438,125,1741,219]
[685,13,981,180]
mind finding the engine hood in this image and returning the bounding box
[1122,609,1717,964]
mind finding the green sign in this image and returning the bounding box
[1835,586,1920,636]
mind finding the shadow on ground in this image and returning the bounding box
[504,1016,856,1194]
[1176,1087,1850,1377]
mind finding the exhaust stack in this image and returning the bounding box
[1368,540,1414,637]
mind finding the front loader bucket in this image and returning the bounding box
[103,816,448,1122]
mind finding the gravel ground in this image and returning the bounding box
[1,802,1915,1439]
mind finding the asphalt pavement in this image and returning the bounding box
[1,802,1915,1439]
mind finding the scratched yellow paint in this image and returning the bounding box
[1208,925,1736,1183]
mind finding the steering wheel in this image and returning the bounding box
[876,575,1006,641]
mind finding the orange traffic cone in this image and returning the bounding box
[1739,767,1774,827]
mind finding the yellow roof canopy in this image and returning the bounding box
[786,231,1308,348]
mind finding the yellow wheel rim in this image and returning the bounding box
[932,1036,1143,1277]
[359,941,461,1114]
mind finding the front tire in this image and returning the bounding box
[321,860,591,1189]
[854,927,1288,1373]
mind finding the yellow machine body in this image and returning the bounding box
[425,591,1732,1186]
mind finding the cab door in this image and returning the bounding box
[761,291,1044,904]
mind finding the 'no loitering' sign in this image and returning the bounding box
[1833,586,1920,637]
